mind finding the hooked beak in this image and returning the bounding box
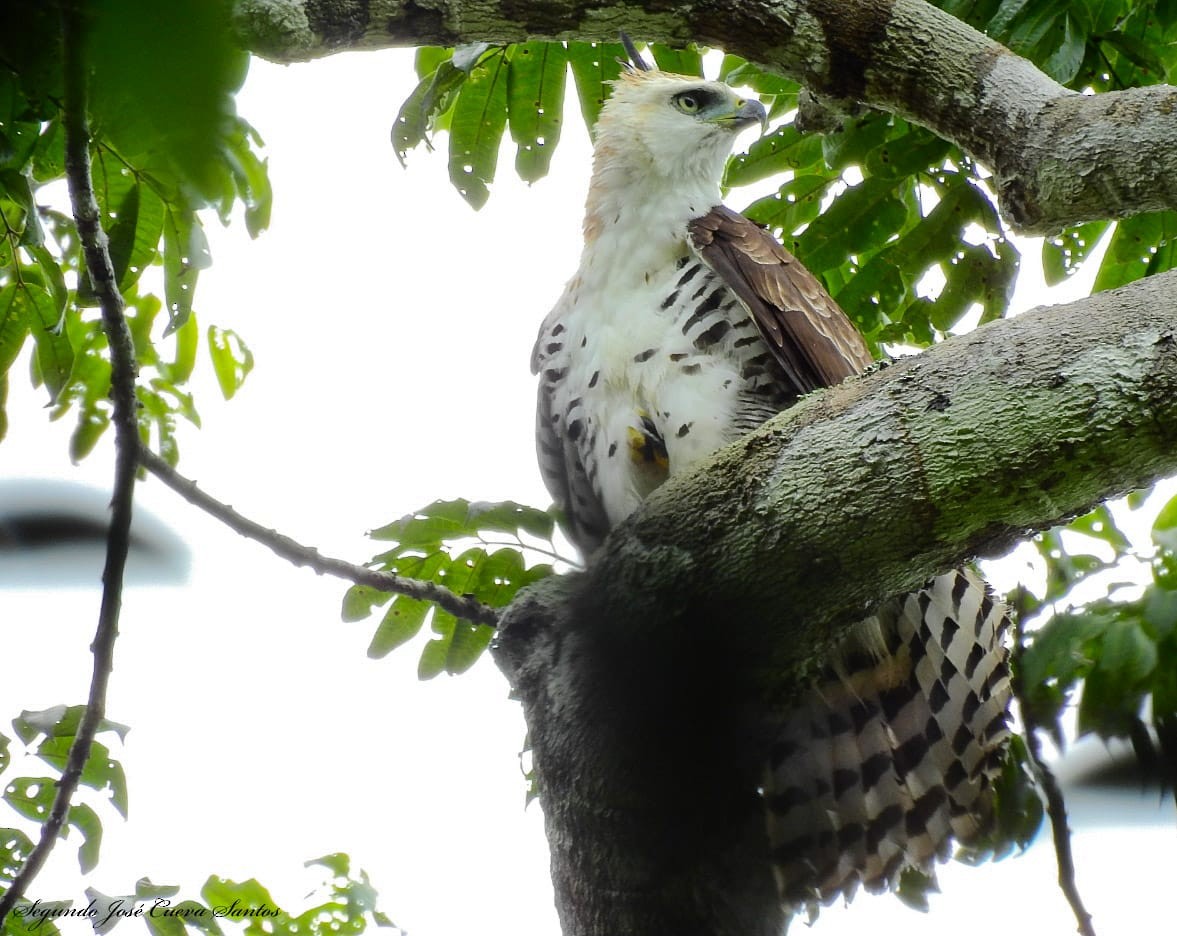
[724,97,768,134]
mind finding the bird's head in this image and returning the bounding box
[593,66,767,186]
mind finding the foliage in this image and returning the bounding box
[343,499,568,678]
[0,706,129,883]
[0,0,266,461]
[1017,499,1177,793]
[4,0,1177,931]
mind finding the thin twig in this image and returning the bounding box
[137,448,501,628]
[1011,599,1097,936]
[0,6,140,925]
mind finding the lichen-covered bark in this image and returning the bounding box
[233,0,1177,233]
[491,268,1177,936]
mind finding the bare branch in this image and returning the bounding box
[137,449,501,628]
[233,0,1177,234]
[1012,607,1097,936]
[0,8,140,925]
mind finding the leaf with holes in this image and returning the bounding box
[448,50,509,209]
[507,42,567,184]
[568,41,624,131]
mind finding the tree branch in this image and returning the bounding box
[0,7,140,925]
[491,268,1177,936]
[1012,609,1097,936]
[233,0,1177,234]
[137,449,500,628]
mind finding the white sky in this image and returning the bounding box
[1,47,1175,936]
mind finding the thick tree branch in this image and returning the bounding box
[0,9,140,926]
[491,268,1177,936]
[138,449,500,628]
[233,0,1177,234]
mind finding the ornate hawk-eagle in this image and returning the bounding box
[531,42,1011,913]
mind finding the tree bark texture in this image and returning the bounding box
[491,268,1177,935]
[233,0,1177,234]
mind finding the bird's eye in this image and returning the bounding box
[674,93,700,114]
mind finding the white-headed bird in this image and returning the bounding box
[531,39,1011,914]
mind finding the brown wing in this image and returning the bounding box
[689,205,872,394]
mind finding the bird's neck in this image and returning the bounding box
[579,150,722,281]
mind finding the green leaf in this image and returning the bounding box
[1017,610,1104,725]
[1041,221,1109,285]
[0,827,34,883]
[742,174,834,236]
[863,126,953,179]
[448,50,510,209]
[35,738,129,819]
[718,56,799,96]
[568,41,624,132]
[1,281,71,401]
[13,704,131,745]
[69,802,103,873]
[0,167,42,246]
[1068,503,1131,551]
[3,776,55,823]
[109,182,167,293]
[649,43,704,76]
[207,325,253,400]
[894,866,938,912]
[1093,211,1177,292]
[162,205,211,332]
[1078,616,1158,737]
[86,0,246,201]
[200,875,278,924]
[821,112,893,171]
[723,124,825,188]
[392,59,467,166]
[414,46,452,80]
[794,176,909,273]
[0,283,31,378]
[341,584,393,623]
[507,42,568,184]
[367,596,432,658]
[1042,12,1087,83]
[466,499,556,539]
[1100,30,1166,76]
[1152,489,1177,552]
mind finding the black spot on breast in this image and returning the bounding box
[608,442,617,457]
[669,352,688,362]
[551,323,565,336]
[567,419,584,441]
[676,263,702,288]
[694,319,731,349]
[676,422,693,437]
[634,348,657,363]
[660,290,680,310]
[588,371,599,388]
[681,363,701,375]
[544,367,566,382]
[681,288,725,334]
[546,342,562,354]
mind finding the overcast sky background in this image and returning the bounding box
[1,47,1175,936]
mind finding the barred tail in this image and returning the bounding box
[762,569,1012,912]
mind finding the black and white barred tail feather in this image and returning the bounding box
[762,568,1012,912]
